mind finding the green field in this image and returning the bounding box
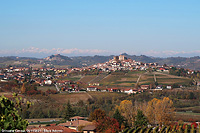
[67,71,191,88]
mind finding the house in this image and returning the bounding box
[166,85,172,89]
[82,124,97,133]
[27,125,77,133]
[140,85,150,90]
[89,83,99,86]
[107,88,120,92]
[87,86,97,91]
[44,80,52,85]
[58,120,94,131]
[153,85,163,90]
[70,116,86,121]
[123,89,135,94]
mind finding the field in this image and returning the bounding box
[60,75,83,81]
[155,72,191,85]
[88,91,127,100]
[175,113,200,121]
[79,75,98,83]
[77,71,191,88]
[37,85,57,91]
[49,92,92,104]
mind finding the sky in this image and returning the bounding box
[0,0,200,58]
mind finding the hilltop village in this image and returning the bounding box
[0,55,199,95]
[1,55,200,132]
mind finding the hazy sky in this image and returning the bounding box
[0,0,200,57]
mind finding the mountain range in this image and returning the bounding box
[1,54,200,70]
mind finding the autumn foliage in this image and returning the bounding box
[116,100,135,127]
[146,97,175,126]
[89,109,119,133]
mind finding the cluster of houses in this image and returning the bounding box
[0,66,68,85]
[86,84,173,94]
[27,116,96,133]
[69,55,162,73]
[0,55,198,94]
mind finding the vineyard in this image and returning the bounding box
[122,124,200,133]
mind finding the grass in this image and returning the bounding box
[61,75,83,81]
[49,92,91,104]
[79,75,98,83]
[156,78,190,84]
[127,71,146,74]
[88,91,126,100]
[37,86,57,91]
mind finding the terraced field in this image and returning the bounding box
[61,75,83,81]
[76,71,191,87]
[155,72,191,85]
[79,75,98,83]
[89,73,108,83]
[139,73,155,85]
[99,71,142,87]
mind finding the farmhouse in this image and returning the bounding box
[140,85,150,90]
[123,89,137,94]
[82,124,97,133]
[87,86,98,91]
[59,120,94,131]
[166,85,172,89]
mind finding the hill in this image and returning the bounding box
[1,54,200,70]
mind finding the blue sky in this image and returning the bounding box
[0,0,200,57]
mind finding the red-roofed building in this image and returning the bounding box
[140,85,150,90]
[27,125,77,133]
[59,120,94,131]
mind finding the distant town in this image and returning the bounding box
[1,54,199,95]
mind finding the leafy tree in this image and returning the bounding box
[134,109,148,127]
[64,100,74,120]
[0,95,29,130]
[21,83,26,94]
[96,116,119,133]
[117,100,135,127]
[89,108,106,122]
[113,108,125,129]
[146,97,175,126]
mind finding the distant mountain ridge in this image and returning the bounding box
[1,54,200,70]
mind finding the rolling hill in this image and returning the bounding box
[1,54,200,70]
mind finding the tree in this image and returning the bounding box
[197,73,200,79]
[21,83,26,94]
[113,108,125,129]
[89,108,106,122]
[64,100,74,120]
[146,97,175,126]
[134,109,148,127]
[117,100,135,127]
[95,116,119,133]
[0,95,29,130]
[89,108,119,132]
